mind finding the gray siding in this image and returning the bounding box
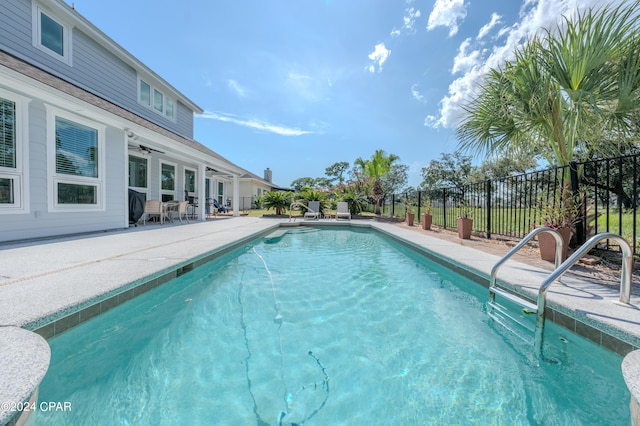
[0,0,196,140]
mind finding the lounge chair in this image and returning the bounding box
[304,201,321,220]
[143,200,163,225]
[336,202,351,220]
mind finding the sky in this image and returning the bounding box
[65,0,623,188]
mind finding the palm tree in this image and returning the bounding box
[355,149,399,215]
[457,1,640,168]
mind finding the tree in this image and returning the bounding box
[262,191,292,215]
[355,149,399,215]
[420,152,473,194]
[381,163,409,196]
[325,161,350,184]
[457,2,640,168]
[290,177,316,192]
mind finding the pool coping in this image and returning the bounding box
[1,217,640,425]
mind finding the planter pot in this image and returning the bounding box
[421,213,432,230]
[538,227,571,262]
[406,212,415,226]
[457,217,473,239]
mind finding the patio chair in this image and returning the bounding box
[336,202,351,220]
[304,201,321,220]
[175,201,190,224]
[143,200,163,225]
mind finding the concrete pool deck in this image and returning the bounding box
[2,216,640,425]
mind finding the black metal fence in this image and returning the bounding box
[384,153,640,258]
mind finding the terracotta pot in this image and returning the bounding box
[406,212,415,226]
[422,213,432,230]
[457,217,472,239]
[538,227,571,262]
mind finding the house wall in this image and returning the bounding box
[0,0,195,140]
[0,94,127,242]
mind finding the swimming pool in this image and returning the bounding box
[34,227,629,424]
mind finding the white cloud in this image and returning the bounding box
[411,84,424,102]
[427,0,615,129]
[391,8,421,37]
[451,38,480,75]
[367,42,391,72]
[427,0,467,37]
[199,111,313,136]
[227,79,248,98]
[477,12,502,40]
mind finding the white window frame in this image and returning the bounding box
[160,160,177,201]
[46,106,105,211]
[128,152,149,197]
[0,88,30,213]
[32,2,72,65]
[184,167,196,195]
[137,76,176,122]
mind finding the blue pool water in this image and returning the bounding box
[34,227,628,425]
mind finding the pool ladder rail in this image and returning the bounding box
[488,228,634,358]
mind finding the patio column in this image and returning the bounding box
[197,163,206,220]
[233,174,240,217]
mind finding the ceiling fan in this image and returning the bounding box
[126,129,165,155]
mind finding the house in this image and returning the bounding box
[0,0,245,242]
[232,167,288,210]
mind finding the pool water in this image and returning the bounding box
[34,227,629,425]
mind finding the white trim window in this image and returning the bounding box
[47,108,105,210]
[32,3,72,65]
[184,168,196,194]
[0,90,29,213]
[160,161,176,202]
[128,153,148,197]
[138,76,176,121]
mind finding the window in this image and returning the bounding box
[55,117,98,178]
[161,162,175,201]
[137,77,175,120]
[128,155,148,189]
[0,98,16,170]
[48,108,104,209]
[0,92,26,211]
[33,5,71,64]
[217,181,224,204]
[40,12,63,56]
[0,177,15,204]
[153,89,163,113]
[184,169,195,193]
[165,98,174,118]
[139,80,151,106]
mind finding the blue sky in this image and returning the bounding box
[66,0,620,188]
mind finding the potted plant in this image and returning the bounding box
[535,185,579,261]
[403,196,415,226]
[421,197,433,230]
[457,200,473,239]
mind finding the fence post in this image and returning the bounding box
[442,188,447,229]
[570,161,585,245]
[391,194,395,217]
[417,191,421,221]
[486,179,492,239]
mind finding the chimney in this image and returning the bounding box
[264,168,272,183]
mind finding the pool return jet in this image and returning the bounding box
[489,228,633,360]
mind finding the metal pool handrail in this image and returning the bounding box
[534,232,634,356]
[490,227,564,289]
[289,201,315,222]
